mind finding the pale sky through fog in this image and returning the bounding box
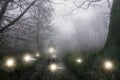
[51,0,112,52]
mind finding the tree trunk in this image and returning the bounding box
[103,0,120,53]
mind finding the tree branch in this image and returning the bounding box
[47,0,68,7]
[68,0,102,15]
[0,0,36,33]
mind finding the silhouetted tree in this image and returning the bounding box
[0,0,36,33]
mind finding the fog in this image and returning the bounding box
[51,0,112,52]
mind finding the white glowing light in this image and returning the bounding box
[49,63,57,72]
[76,58,82,63]
[48,47,55,54]
[104,60,114,70]
[23,54,32,62]
[36,53,40,57]
[5,58,16,68]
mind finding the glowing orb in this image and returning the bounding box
[48,47,55,53]
[5,58,16,68]
[49,63,57,72]
[23,54,32,62]
[76,58,82,63]
[36,53,40,57]
[104,60,114,70]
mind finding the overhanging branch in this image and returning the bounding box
[0,0,36,33]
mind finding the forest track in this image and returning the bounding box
[20,58,79,80]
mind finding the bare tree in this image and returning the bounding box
[0,0,54,52]
[0,0,36,33]
[30,0,53,53]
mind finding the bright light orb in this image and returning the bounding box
[5,58,16,68]
[23,54,32,62]
[36,53,40,57]
[48,47,55,54]
[76,58,82,63]
[49,63,57,72]
[104,60,114,70]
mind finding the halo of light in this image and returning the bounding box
[104,60,114,70]
[49,63,57,72]
[48,47,55,54]
[23,54,32,62]
[36,53,40,57]
[5,58,16,68]
[76,58,82,63]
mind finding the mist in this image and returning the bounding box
[51,0,112,52]
[1,0,120,80]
